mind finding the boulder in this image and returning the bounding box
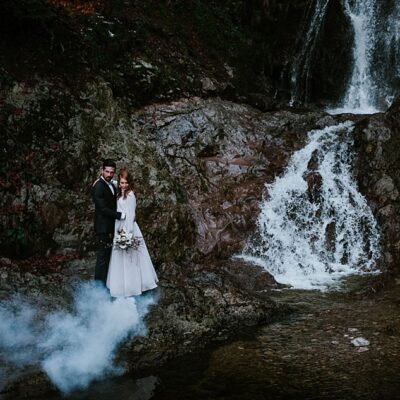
[354,97,400,271]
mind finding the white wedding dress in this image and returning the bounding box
[107,191,158,297]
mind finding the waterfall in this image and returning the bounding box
[239,122,380,290]
[329,0,400,113]
[290,0,331,105]
[336,0,379,113]
[291,0,400,113]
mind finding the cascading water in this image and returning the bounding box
[291,0,400,113]
[289,0,331,105]
[239,122,380,290]
[334,0,379,113]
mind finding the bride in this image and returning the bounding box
[107,168,158,297]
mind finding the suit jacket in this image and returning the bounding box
[92,178,122,234]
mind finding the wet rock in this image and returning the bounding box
[201,77,217,92]
[354,97,400,272]
[41,202,66,233]
[356,346,369,353]
[132,98,329,261]
[304,171,323,203]
[245,93,276,111]
[325,221,336,252]
[0,257,285,398]
[374,175,399,203]
[120,259,284,372]
[0,83,330,261]
[0,257,12,266]
[300,0,353,105]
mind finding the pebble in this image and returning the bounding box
[357,347,369,353]
[351,337,370,347]
[25,272,34,281]
[0,258,12,266]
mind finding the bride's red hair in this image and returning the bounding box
[117,168,135,199]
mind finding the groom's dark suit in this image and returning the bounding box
[92,178,122,285]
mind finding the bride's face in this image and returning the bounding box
[119,177,129,191]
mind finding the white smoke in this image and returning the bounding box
[0,282,157,394]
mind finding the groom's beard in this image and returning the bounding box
[103,176,112,182]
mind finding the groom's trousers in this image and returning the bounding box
[95,233,113,285]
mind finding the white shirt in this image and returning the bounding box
[100,176,125,220]
[101,176,115,195]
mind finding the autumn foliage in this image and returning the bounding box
[48,0,101,15]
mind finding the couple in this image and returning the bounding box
[92,159,158,297]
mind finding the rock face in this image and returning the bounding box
[306,0,354,105]
[130,99,332,261]
[284,0,354,105]
[126,259,284,371]
[0,80,333,263]
[354,98,400,271]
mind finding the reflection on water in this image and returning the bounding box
[150,276,400,400]
[47,375,158,400]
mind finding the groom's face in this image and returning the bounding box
[102,166,115,182]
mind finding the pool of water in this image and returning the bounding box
[26,275,400,400]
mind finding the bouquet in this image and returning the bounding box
[114,229,141,251]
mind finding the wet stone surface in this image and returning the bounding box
[150,275,400,400]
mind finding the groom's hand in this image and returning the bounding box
[121,212,126,220]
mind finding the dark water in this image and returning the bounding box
[37,275,400,400]
[44,375,158,400]
[150,275,400,400]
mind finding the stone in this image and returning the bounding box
[246,93,276,111]
[354,98,400,272]
[201,77,217,92]
[0,257,12,266]
[356,346,369,353]
[351,337,370,347]
[41,202,66,232]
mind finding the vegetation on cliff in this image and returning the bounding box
[0,0,310,258]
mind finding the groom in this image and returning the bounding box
[92,159,125,285]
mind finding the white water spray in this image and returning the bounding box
[329,0,400,113]
[240,122,380,290]
[330,0,379,114]
[292,0,400,113]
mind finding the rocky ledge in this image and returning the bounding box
[354,98,400,272]
[0,256,285,399]
[1,81,337,263]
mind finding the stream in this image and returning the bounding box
[149,275,400,400]
[46,274,400,400]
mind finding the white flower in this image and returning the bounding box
[114,229,141,251]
